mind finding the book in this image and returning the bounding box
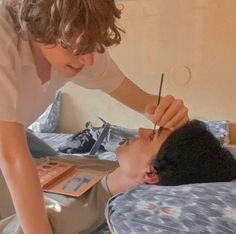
[37,159,106,197]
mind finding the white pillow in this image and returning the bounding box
[29,91,62,133]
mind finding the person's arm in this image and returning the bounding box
[0,121,53,234]
[109,77,189,130]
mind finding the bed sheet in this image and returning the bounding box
[35,132,117,161]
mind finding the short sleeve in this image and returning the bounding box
[0,6,18,122]
[0,65,18,122]
[72,50,125,93]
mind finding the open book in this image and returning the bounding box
[37,159,106,197]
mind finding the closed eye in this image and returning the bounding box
[149,132,156,141]
[149,128,162,141]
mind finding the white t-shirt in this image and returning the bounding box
[0,4,125,127]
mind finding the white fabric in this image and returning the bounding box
[0,3,125,127]
[72,50,125,93]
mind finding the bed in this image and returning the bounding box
[27,100,236,233]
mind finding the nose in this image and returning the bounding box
[79,53,94,66]
[138,128,154,138]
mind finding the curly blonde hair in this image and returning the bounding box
[7,0,124,54]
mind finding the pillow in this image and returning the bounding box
[204,120,229,145]
[29,91,62,133]
[106,181,236,233]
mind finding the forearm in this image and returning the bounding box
[109,77,189,129]
[1,153,52,234]
[0,122,52,234]
[109,77,156,114]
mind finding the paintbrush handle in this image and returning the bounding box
[154,73,164,131]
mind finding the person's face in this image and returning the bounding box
[39,43,94,78]
[116,128,172,180]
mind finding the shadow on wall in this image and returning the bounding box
[58,92,84,133]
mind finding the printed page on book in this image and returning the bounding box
[37,159,106,197]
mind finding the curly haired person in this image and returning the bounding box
[0,1,189,233]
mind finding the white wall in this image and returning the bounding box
[59,0,236,143]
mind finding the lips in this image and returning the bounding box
[67,64,84,73]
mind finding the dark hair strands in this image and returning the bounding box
[153,120,236,186]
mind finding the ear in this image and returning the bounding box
[142,171,159,185]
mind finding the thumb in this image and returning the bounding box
[145,103,156,115]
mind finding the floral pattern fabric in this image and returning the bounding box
[106,181,236,234]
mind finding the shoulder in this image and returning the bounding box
[0,5,22,77]
[0,4,19,63]
[72,50,125,93]
[0,4,18,43]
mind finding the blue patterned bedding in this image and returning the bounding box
[34,120,235,234]
[35,132,117,161]
[106,181,236,234]
[35,120,231,162]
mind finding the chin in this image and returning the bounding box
[58,70,78,78]
[115,147,120,156]
[115,147,122,158]
[57,66,83,78]
[65,72,78,78]
[115,146,126,159]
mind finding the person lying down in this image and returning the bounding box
[0,120,236,234]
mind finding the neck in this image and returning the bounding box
[106,168,139,196]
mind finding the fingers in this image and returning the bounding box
[145,103,157,115]
[158,98,186,127]
[146,95,189,131]
[170,115,189,130]
[146,95,175,124]
[160,102,189,129]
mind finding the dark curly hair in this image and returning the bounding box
[153,120,236,186]
[6,0,124,55]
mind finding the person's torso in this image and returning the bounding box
[0,4,66,126]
